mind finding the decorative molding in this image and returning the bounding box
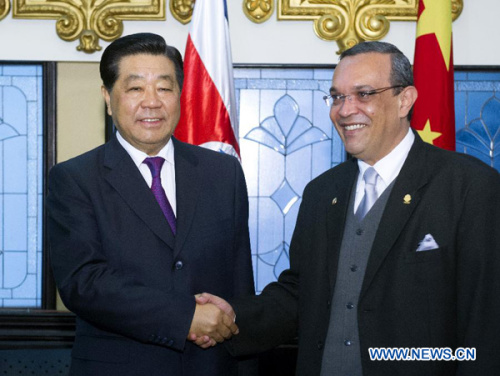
[170,0,194,24]
[244,0,274,23]
[12,0,165,53]
[0,0,10,20]
[270,0,463,54]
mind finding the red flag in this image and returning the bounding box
[411,0,455,151]
[174,0,240,158]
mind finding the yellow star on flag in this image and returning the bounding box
[416,0,452,70]
[418,120,442,145]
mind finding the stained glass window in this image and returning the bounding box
[455,71,500,170]
[0,64,44,308]
[236,67,346,292]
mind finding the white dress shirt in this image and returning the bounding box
[354,128,415,213]
[116,131,177,215]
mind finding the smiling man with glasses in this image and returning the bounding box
[194,41,500,376]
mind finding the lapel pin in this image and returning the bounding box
[332,197,338,205]
[403,194,411,205]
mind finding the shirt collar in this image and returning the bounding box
[116,131,175,168]
[357,128,415,186]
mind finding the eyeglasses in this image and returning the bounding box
[323,85,405,107]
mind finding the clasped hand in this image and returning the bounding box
[187,293,236,348]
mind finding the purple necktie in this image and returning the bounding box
[143,157,177,235]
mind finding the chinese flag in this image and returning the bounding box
[411,0,455,151]
[174,0,240,158]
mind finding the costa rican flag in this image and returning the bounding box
[174,0,240,158]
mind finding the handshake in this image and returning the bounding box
[187,293,237,349]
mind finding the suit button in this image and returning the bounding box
[175,261,183,270]
[350,264,358,272]
[317,341,323,350]
[346,303,354,309]
[167,339,174,346]
[344,340,352,346]
[356,228,364,235]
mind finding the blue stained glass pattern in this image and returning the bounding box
[271,180,300,215]
[467,72,500,81]
[3,66,38,76]
[466,92,492,128]
[0,123,18,140]
[457,96,500,168]
[257,198,284,253]
[262,69,313,80]
[245,94,329,156]
[454,71,500,171]
[0,64,43,308]
[237,68,344,293]
[4,194,27,251]
[454,91,467,129]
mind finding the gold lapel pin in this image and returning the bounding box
[403,194,411,204]
[332,197,338,205]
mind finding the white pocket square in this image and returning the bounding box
[416,234,439,252]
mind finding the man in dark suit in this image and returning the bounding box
[47,33,256,376]
[196,41,500,375]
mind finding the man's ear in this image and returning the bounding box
[399,86,418,119]
[101,86,112,116]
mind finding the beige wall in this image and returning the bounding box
[57,62,105,163]
[55,63,105,310]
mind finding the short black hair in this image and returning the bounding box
[100,33,184,92]
[340,41,414,120]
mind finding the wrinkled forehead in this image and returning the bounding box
[331,53,392,91]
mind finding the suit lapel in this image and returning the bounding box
[327,159,358,288]
[360,135,430,299]
[103,137,176,250]
[172,138,200,258]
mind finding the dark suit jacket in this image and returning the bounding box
[230,133,500,375]
[47,136,256,376]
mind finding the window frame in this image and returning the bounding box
[0,61,76,349]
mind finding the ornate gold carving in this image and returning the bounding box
[170,0,194,24]
[12,0,165,53]
[244,0,274,23]
[0,0,10,20]
[277,0,463,54]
